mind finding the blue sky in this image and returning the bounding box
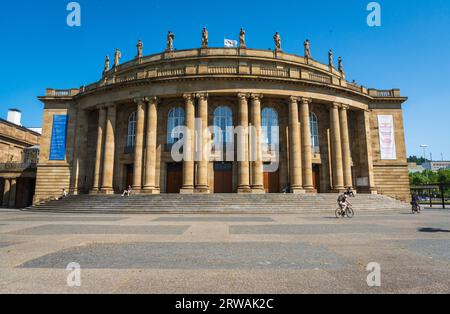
[0,0,449,159]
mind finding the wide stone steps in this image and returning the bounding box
[26,194,409,214]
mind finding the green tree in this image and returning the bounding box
[407,155,427,165]
[437,169,450,184]
[409,172,429,186]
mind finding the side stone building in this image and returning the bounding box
[0,109,41,208]
[35,46,410,204]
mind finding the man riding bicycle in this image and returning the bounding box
[337,193,352,214]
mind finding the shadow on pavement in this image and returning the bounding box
[418,227,450,233]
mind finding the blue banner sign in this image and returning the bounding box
[49,115,68,161]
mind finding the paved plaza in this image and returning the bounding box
[0,208,449,293]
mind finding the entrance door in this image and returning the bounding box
[166,163,183,193]
[264,170,280,193]
[214,162,233,193]
[125,164,134,188]
[312,164,320,192]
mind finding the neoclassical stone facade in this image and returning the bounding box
[35,46,410,203]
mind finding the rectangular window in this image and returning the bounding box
[49,115,68,161]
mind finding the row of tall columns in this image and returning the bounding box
[288,97,316,193]
[91,104,116,194]
[178,93,267,194]
[330,103,353,191]
[130,97,159,193]
[1,178,16,208]
[92,98,160,194]
[89,95,353,194]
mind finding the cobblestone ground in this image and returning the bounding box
[0,208,449,293]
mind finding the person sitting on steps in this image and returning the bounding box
[121,185,132,197]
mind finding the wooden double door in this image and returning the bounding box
[264,170,280,193]
[166,162,183,193]
[214,162,233,193]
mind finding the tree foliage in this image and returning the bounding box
[407,155,427,165]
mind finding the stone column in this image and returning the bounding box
[143,97,159,193]
[330,103,344,191]
[339,104,353,188]
[101,104,117,194]
[91,107,107,193]
[2,178,10,207]
[237,93,251,193]
[181,94,195,194]
[300,97,314,191]
[132,98,146,191]
[70,108,88,195]
[289,97,304,193]
[196,93,210,193]
[8,178,17,208]
[250,94,264,193]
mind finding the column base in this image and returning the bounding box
[180,187,195,195]
[250,186,266,194]
[195,187,210,194]
[100,188,115,195]
[291,187,306,194]
[238,186,252,194]
[303,186,317,194]
[89,189,101,195]
[142,187,160,195]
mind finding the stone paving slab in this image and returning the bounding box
[394,239,450,261]
[7,224,191,236]
[229,224,396,235]
[0,217,127,222]
[153,216,274,222]
[19,242,351,270]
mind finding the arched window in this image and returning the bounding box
[167,107,185,144]
[126,112,137,149]
[262,108,279,147]
[310,112,319,151]
[214,106,233,145]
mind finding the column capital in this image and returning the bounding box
[95,103,108,110]
[133,97,149,105]
[237,93,250,100]
[183,93,194,102]
[146,96,159,105]
[196,93,209,101]
[340,104,350,110]
[332,102,342,109]
[300,97,312,104]
[250,93,263,101]
[289,96,299,104]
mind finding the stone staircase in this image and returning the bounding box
[26,193,409,214]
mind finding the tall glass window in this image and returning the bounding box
[213,106,233,145]
[167,107,185,144]
[261,107,279,147]
[310,112,319,151]
[126,112,137,149]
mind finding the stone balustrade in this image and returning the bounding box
[43,48,403,100]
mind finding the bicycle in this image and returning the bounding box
[335,205,355,219]
[411,203,421,214]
